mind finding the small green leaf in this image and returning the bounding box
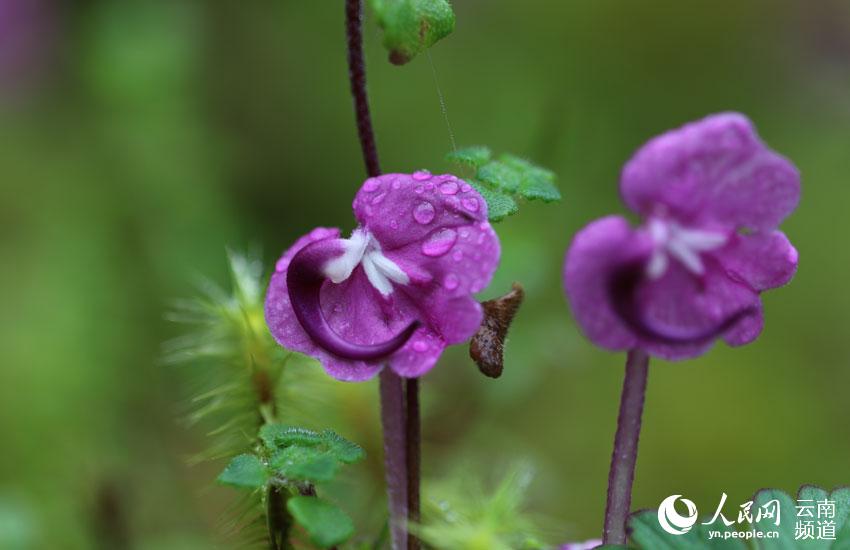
[217,454,268,489]
[287,496,355,548]
[468,180,518,222]
[478,161,522,193]
[320,430,366,464]
[445,146,491,168]
[369,0,455,65]
[260,424,322,450]
[270,446,339,483]
[446,148,559,222]
[499,154,561,202]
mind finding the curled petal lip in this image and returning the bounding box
[608,259,759,345]
[286,237,419,360]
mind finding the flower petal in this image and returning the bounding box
[620,112,800,230]
[265,227,383,382]
[634,258,762,360]
[714,230,798,291]
[353,172,489,251]
[563,216,650,351]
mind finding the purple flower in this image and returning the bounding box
[265,172,500,381]
[563,113,800,360]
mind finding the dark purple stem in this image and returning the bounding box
[345,2,419,548]
[346,0,380,178]
[380,369,409,549]
[405,378,421,550]
[603,349,649,545]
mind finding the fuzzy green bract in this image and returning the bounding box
[412,463,547,549]
[287,496,355,548]
[626,486,850,549]
[369,0,455,65]
[446,146,561,222]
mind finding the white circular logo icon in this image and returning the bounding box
[657,495,698,535]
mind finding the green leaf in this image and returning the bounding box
[270,446,339,483]
[500,154,562,202]
[217,454,268,489]
[369,0,455,65]
[629,510,746,549]
[446,148,559,222]
[445,146,491,168]
[287,496,355,548]
[752,487,850,550]
[320,430,366,464]
[260,424,322,450]
[478,161,522,193]
[468,180,518,222]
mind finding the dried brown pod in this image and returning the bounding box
[469,282,525,378]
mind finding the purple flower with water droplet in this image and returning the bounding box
[563,113,800,360]
[265,171,500,381]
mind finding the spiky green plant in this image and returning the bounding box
[412,463,548,550]
[164,252,362,549]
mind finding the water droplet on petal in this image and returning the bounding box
[413,201,436,224]
[477,232,486,244]
[439,180,459,195]
[413,340,428,352]
[459,228,470,239]
[421,228,457,257]
[425,182,435,191]
[414,185,424,194]
[390,220,399,229]
[443,273,459,290]
[460,183,471,193]
[462,197,479,212]
[392,180,401,190]
[363,178,381,192]
[371,192,387,205]
[413,170,431,181]
[452,250,463,262]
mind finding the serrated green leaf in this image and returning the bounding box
[445,146,491,168]
[477,161,522,193]
[217,454,268,489]
[369,0,455,65]
[629,510,746,549]
[751,488,800,550]
[467,180,518,222]
[287,496,355,548]
[499,154,561,202]
[270,446,339,483]
[320,430,366,464]
[259,424,322,450]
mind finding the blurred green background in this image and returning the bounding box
[1,0,849,548]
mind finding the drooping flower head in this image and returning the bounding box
[564,113,800,360]
[266,172,500,381]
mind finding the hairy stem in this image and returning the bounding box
[379,370,408,549]
[346,0,380,178]
[603,349,649,545]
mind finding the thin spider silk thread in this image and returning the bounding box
[426,50,457,152]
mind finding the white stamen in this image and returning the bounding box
[366,250,409,286]
[646,250,669,280]
[645,218,727,278]
[322,229,409,296]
